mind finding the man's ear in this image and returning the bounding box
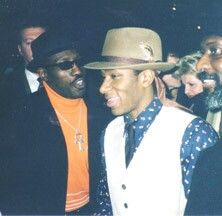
[139,69,155,87]
[36,68,48,81]
[18,45,22,56]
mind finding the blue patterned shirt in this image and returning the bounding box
[96,98,219,215]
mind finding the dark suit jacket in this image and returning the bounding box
[0,88,112,215]
[188,91,209,119]
[0,64,31,116]
[185,143,222,215]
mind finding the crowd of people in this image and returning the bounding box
[0,17,222,216]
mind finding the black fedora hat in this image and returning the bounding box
[27,31,74,72]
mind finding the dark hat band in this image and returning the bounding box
[101,56,154,64]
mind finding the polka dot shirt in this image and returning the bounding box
[95,98,219,215]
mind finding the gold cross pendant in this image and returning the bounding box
[75,132,84,151]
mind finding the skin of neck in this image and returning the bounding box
[129,83,155,120]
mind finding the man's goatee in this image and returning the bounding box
[205,87,222,112]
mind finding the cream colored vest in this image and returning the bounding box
[104,106,196,216]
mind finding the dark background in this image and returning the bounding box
[0,0,222,71]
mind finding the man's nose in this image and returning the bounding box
[70,64,81,76]
[184,85,190,95]
[99,78,112,94]
[196,54,214,74]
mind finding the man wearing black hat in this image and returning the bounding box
[0,20,47,117]
[0,31,112,215]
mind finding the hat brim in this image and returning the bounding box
[84,61,175,72]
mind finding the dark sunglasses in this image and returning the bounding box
[45,60,80,70]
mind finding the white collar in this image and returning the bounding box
[25,68,39,93]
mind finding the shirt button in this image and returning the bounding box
[122,184,126,190]
[124,203,128,208]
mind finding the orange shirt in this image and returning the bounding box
[44,82,89,212]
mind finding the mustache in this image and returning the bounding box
[196,71,222,111]
[197,71,220,85]
[72,73,85,82]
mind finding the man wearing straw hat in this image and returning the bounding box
[84,27,218,215]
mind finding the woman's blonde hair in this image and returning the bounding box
[173,51,202,79]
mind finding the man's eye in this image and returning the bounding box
[207,47,222,56]
[111,74,118,79]
[101,75,106,81]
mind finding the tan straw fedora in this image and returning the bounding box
[84,27,175,71]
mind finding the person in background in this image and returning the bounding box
[173,51,208,119]
[166,51,180,64]
[84,27,218,215]
[159,69,191,110]
[159,51,180,100]
[159,70,181,101]
[185,34,222,215]
[0,31,111,215]
[0,20,47,116]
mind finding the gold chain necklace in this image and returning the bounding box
[55,104,85,151]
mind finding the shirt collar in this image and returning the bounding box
[124,97,163,145]
[124,97,162,125]
[25,68,39,93]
